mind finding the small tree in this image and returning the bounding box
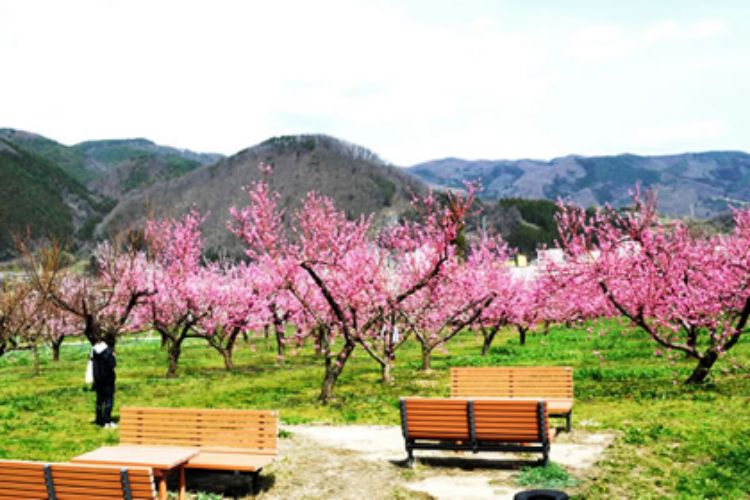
[228,171,300,362]
[507,278,550,347]
[22,241,152,347]
[0,279,44,369]
[137,211,211,378]
[195,263,267,370]
[400,236,505,369]
[38,293,82,361]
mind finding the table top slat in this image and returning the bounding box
[71,445,199,470]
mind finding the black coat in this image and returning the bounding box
[92,346,116,390]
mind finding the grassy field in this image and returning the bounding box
[0,323,748,498]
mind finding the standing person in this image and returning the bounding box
[88,336,117,428]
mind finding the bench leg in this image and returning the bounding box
[566,411,572,433]
[252,470,261,495]
[156,470,167,500]
[178,467,186,500]
[405,447,415,469]
[542,449,550,467]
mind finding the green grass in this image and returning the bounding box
[517,462,579,489]
[0,324,748,498]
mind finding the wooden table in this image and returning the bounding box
[72,445,199,500]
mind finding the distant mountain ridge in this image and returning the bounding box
[0,129,223,195]
[2,126,748,260]
[408,151,750,218]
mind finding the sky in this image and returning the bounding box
[1,0,749,165]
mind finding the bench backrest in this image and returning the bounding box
[120,407,278,455]
[0,460,155,499]
[401,398,548,444]
[401,398,470,441]
[473,399,549,442]
[451,366,573,399]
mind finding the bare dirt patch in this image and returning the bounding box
[185,425,613,498]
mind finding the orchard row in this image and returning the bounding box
[2,173,749,400]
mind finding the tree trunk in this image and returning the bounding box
[481,327,497,356]
[685,351,719,384]
[166,338,183,378]
[273,319,285,360]
[51,337,63,362]
[314,326,324,356]
[319,340,356,403]
[220,348,234,370]
[381,360,393,384]
[518,326,527,346]
[420,342,432,371]
[275,329,285,358]
[32,344,40,376]
[84,316,101,345]
[221,330,239,370]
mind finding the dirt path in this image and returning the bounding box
[245,425,614,499]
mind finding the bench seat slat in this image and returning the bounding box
[186,452,275,471]
[0,474,46,483]
[0,485,49,493]
[122,407,277,417]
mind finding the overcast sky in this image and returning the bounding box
[1,0,749,165]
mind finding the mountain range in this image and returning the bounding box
[0,127,747,259]
[409,152,750,218]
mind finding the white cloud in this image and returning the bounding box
[567,19,728,61]
[0,1,746,164]
[692,19,726,37]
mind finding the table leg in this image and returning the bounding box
[158,470,167,500]
[179,467,186,500]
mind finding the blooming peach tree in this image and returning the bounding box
[230,172,478,400]
[555,188,750,383]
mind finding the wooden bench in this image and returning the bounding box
[399,398,550,467]
[451,366,574,432]
[119,407,278,492]
[0,459,156,499]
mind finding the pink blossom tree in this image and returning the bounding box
[136,211,215,378]
[555,188,750,383]
[0,278,42,360]
[193,262,267,370]
[230,173,475,401]
[23,240,153,347]
[228,175,300,360]
[400,234,506,369]
[39,290,82,361]
[478,272,540,355]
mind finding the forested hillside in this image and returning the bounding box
[98,135,427,257]
[0,139,110,259]
[0,129,222,194]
